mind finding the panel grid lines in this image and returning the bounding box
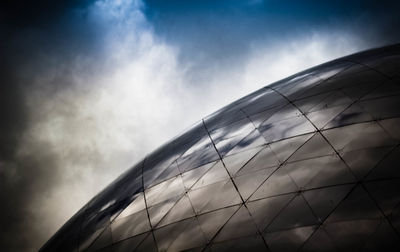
[201,119,270,251]
[41,45,400,252]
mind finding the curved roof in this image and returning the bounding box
[41,44,400,252]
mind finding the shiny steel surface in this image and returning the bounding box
[41,44,400,252]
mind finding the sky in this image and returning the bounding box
[1,0,400,251]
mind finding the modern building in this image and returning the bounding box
[41,44,400,251]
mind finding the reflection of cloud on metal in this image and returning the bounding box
[1,1,372,251]
[41,44,400,251]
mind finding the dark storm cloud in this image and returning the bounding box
[0,1,400,252]
[0,0,93,26]
[0,1,129,251]
[0,1,202,251]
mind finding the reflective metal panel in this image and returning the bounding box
[41,44,400,252]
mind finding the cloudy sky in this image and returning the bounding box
[1,0,400,251]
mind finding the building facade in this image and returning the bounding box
[41,44,400,252]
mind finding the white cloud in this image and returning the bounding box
[16,1,367,250]
[243,32,361,91]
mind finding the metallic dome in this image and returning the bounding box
[41,44,400,252]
